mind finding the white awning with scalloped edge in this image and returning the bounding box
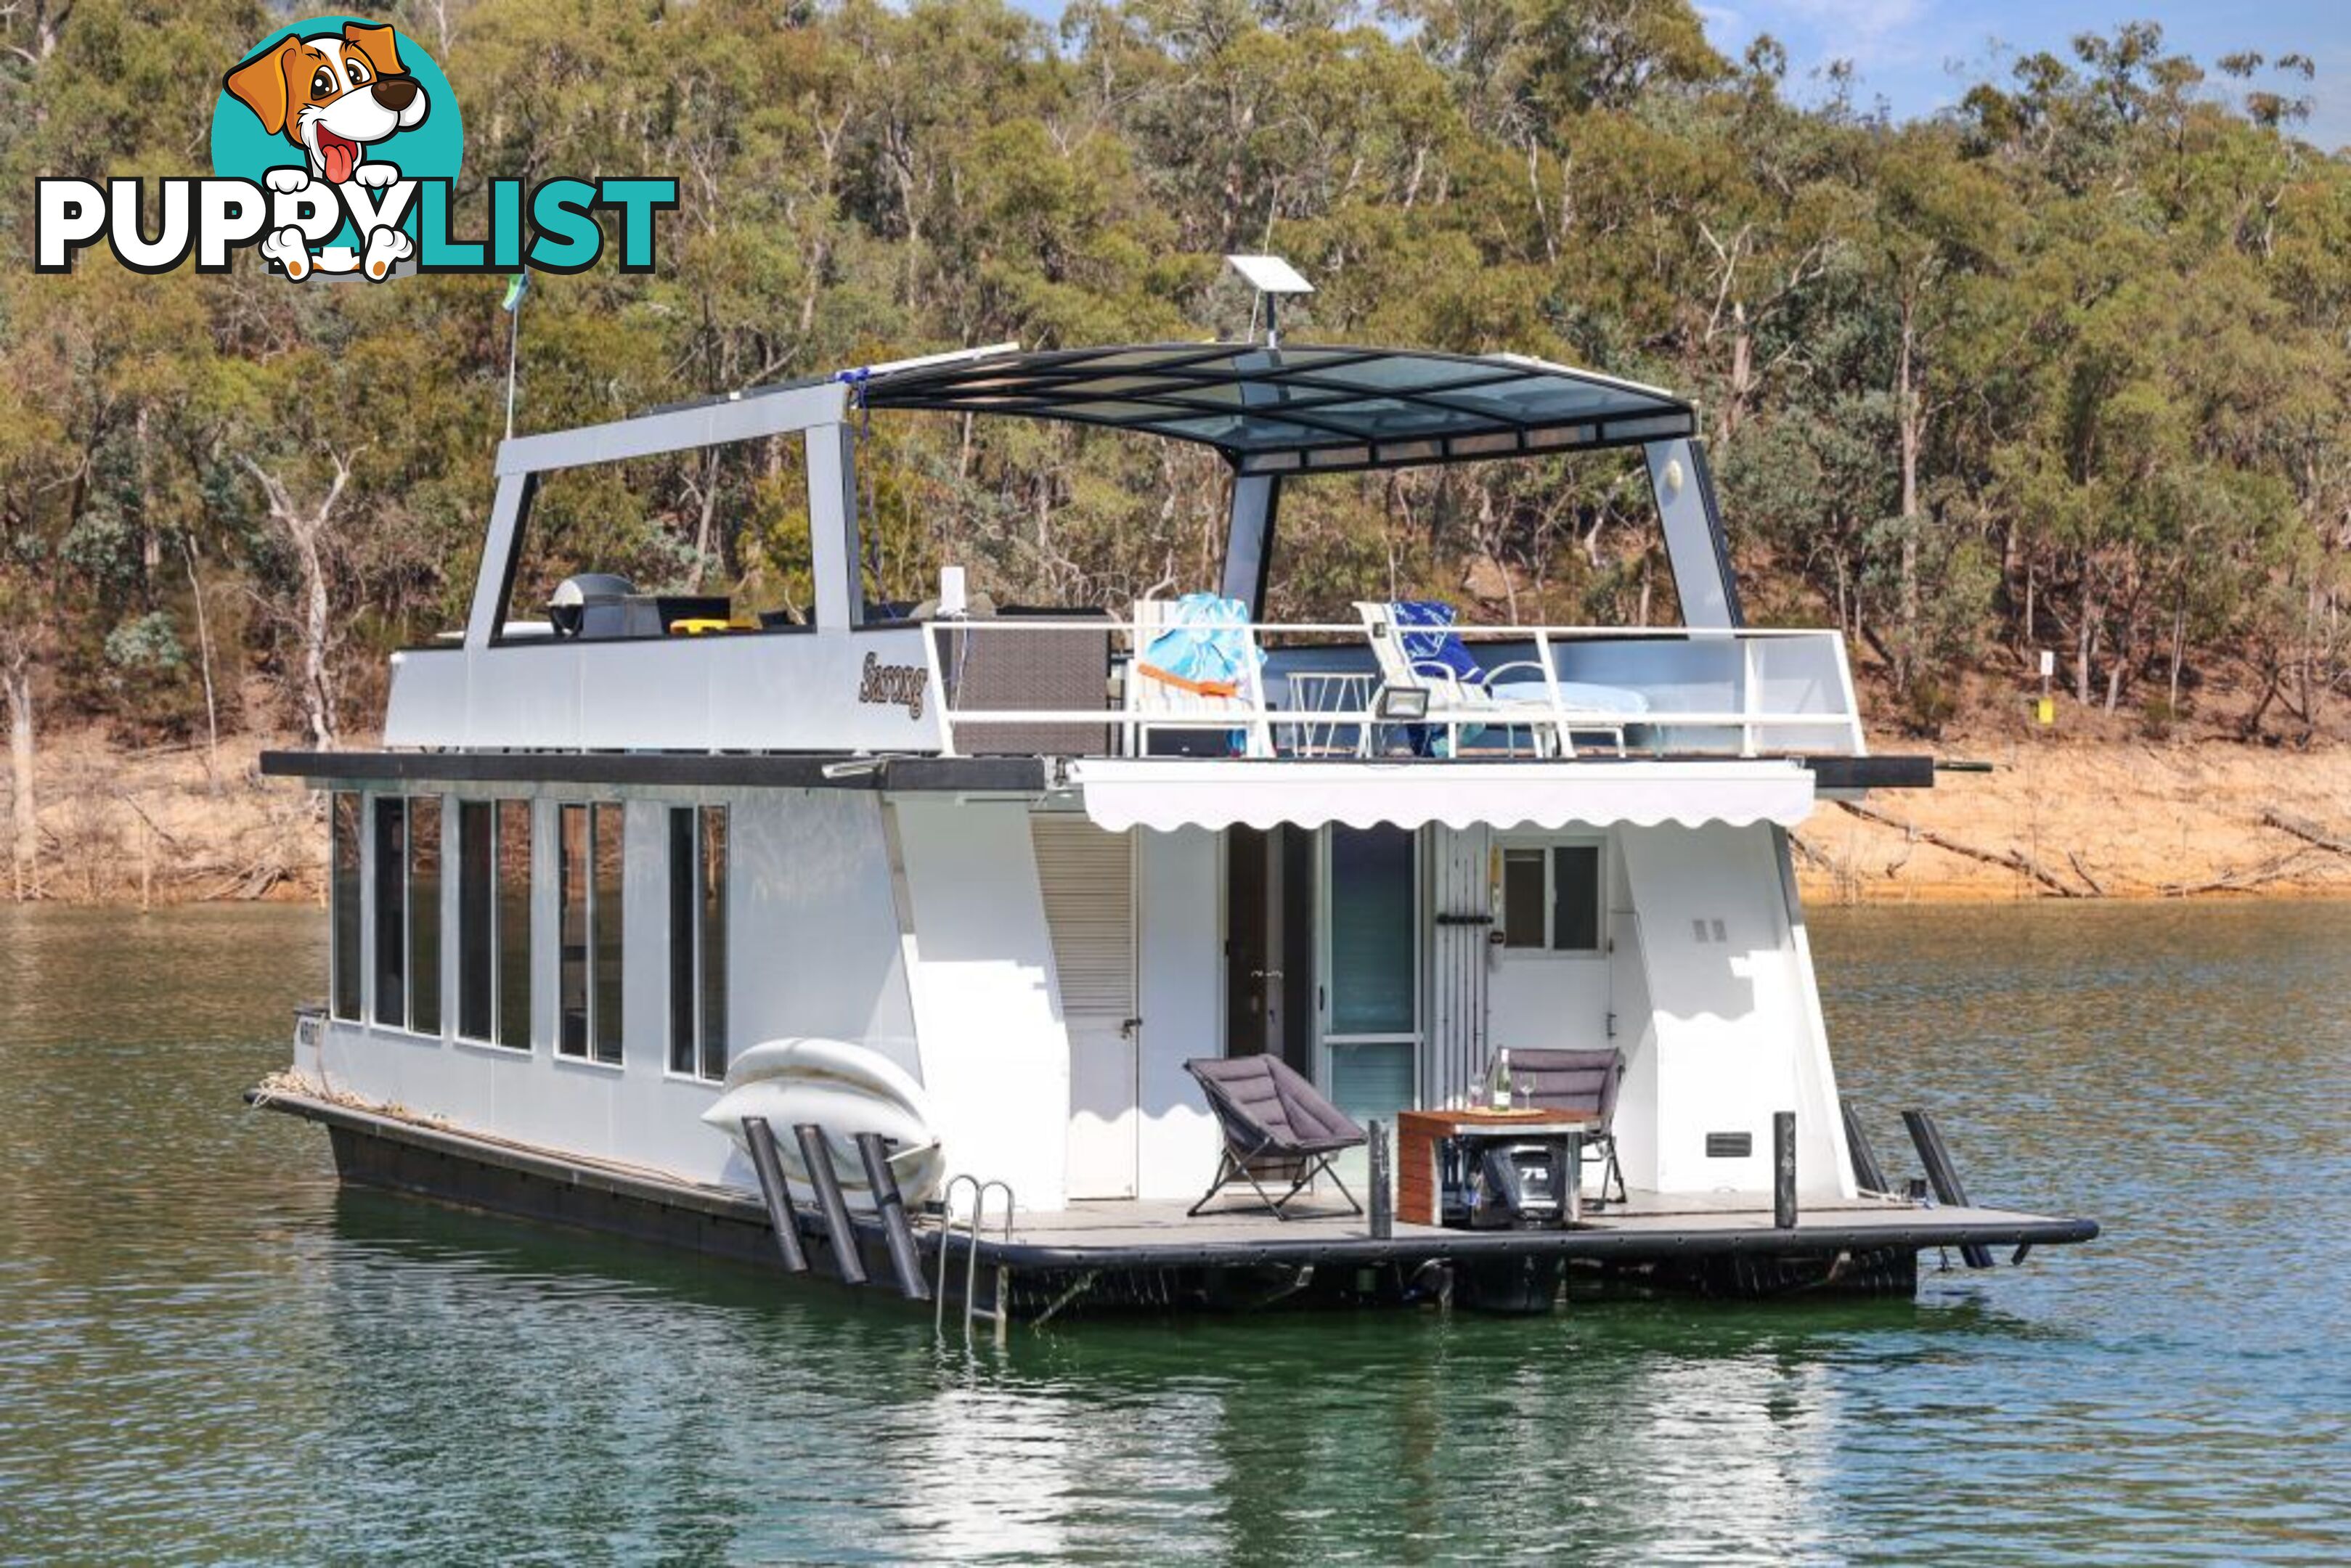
[1064,758,1816,833]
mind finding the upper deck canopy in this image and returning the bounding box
[857,343,1697,475]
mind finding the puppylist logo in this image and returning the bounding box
[36,16,675,281]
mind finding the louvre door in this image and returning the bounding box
[1032,816,1139,1200]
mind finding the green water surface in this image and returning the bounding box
[1,902,2347,1564]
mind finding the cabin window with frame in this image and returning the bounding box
[558,803,624,1063]
[330,792,362,1021]
[370,796,406,1027]
[668,806,728,1079]
[457,799,534,1049]
[1500,844,1602,952]
[407,797,443,1037]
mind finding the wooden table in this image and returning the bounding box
[1395,1108,1598,1227]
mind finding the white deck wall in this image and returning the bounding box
[1614,822,1854,1200]
[890,796,1072,1211]
[730,791,920,1074]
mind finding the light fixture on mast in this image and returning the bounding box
[1226,253,1313,349]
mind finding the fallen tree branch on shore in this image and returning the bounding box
[1833,799,2093,898]
[2260,808,2351,857]
[2159,849,2313,897]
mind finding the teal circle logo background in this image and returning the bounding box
[209,16,463,187]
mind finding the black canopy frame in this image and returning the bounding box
[855,342,1698,476]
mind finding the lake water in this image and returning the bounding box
[2,900,2347,1564]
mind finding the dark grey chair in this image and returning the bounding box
[1184,1055,1366,1220]
[1507,1048,1628,1206]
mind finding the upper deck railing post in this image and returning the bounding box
[1833,634,1868,758]
[1531,628,1567,759]
[1644,438,1741,632]
[804,422,861,633]
[1740,637,1761,759]
[921,618,958,756]
[463,470,535,652]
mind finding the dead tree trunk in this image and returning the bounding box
[239,449,357,751]
[184,537,221,788]
[4,648,35,900]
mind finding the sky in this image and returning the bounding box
[1691,1,2351,150]
[1009,1,2351,151]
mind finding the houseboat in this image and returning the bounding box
[254,283,2095,1319]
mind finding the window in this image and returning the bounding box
[330,792,362,1021]
[1327,826,1416,1036]
[1501,842,1602,952]
[371,797,407,1027]
[408,797,443,1036]
[669,805,728,1079]
[497,801,534,1049]
[457,801,492,1040]
[558,803,624,1063]
[458,799,533,1049]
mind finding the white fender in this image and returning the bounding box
[701,1038,944,1209]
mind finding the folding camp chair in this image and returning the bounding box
[1183,1054,1366,1220]
[1505,1047,1629,1206]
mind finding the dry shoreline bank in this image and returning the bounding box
[8,728,2351,907]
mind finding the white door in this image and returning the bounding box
[1033,816,1139,1200]
[1487,837,1613,1058]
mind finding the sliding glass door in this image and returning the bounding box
[1319,825,1419,1167]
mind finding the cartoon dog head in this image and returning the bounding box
[223,23,428,184]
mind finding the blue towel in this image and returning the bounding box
[1139,592,1263,695]
[1391,600,1486,685]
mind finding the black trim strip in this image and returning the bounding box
[1802,756,1935,791]
[261,750,1051,792]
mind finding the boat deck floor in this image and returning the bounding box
[251,1085,2097,1273]
[950,1191,2098,1270]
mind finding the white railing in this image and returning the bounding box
[926,619,1866,761]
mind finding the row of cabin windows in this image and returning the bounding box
[328,793,728,1078]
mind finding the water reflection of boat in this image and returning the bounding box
[253,259,2095,1319]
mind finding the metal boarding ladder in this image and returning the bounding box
[935,1175,1015,1346]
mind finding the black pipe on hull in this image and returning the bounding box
[741,1116,810,1274]
[855,1132,931,1302]
[1902,1108,1995,1268]
[794,1124,870,1285]
[1841,1097,1892,1194]
[1773,1111,1798,1230]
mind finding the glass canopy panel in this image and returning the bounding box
[1422,376,1626,421]
[858,343,1694,470]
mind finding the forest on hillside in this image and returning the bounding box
[3,0,2349,796]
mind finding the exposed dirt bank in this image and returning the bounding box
[1794,735,2351,903]
[4,730,322,905]
[8,728,2351,906]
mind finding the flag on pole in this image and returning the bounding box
[501,270,529,312]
